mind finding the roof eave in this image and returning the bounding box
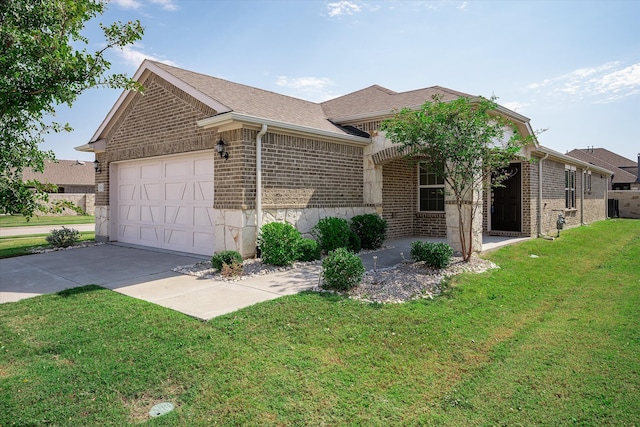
[197,112,371,146]
[533,146,613,176]
[74,139,106,154]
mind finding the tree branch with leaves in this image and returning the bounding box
[0,0,143,217]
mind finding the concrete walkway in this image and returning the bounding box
[0,235,528,320]
[0,223,95,237]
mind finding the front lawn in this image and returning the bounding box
[0,232,95,259]
[1,219,638,426]
[0,214,94,227]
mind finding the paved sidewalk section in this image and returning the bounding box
[0,223,95,237]
[0,235,528,320]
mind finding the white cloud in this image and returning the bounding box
[114,44,178,68]
[502,101,528,112]
[526,61,640,103]
[110,0,142,9]
[275,76,338,102]
[110,0,178,11]
[149,0,179,11]
[457,1,469,11]
[327,1,361,17]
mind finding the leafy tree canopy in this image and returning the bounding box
[381,95,534,260]
[0,0,143,217]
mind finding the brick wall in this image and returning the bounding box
[98,74,218,206]
[261,132,364,208]
[381,158,446,238]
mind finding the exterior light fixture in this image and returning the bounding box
[93,159,101,173]
[217,138,229,160]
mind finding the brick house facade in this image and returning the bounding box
[77,60,612,256]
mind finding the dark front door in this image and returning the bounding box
[491,163,522,232]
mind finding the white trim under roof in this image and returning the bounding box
[88,59,232,143]
[197,112,372,146]
[74,139,106,154]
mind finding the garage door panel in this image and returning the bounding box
[120,224,139,239]
[113,152,215,255]
[165,182,187,201]
[193,207,213,226]
[141,183,160,201]
[194,232,214,249]
[119,165,139,181]
[120,205,139,221]
[195,181,214,201]
[119,184,137,201]
[165,160,189,178]
[140,205,160,223]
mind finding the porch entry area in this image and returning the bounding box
[490,162,522,233]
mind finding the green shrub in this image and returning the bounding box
[296,238,321,262]
[46,226,80,248]
[348,230,362,253]
[322,247,365,291]
[258,222,302,266]
[410,241,454,269]
[220,260,244,278]
[312,217,351,253]
[350,214,387,250]
[211,250,243,271]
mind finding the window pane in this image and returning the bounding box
[420,188,444,211]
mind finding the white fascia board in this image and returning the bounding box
[534,146,613,176]
[74,139,106,154]
[88,59,232,143]
[197,112,371,146]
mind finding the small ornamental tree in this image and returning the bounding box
[382,95,533,261]
[0,0,144,217]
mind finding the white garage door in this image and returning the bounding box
[112,152,215,256]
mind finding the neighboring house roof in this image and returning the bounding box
[566,148,638,184]
[22,160,95,187]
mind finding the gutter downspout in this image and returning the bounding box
[538,153,552,239]
[256,124,268,253]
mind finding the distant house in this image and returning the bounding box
[21,159,96,216]
[22,159,95,194]
[567,148,639,190]
[76,60,613,256]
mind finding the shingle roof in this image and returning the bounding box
[152,62,478,131]
[152,62,349,135]
[320,85,473,120]
[22,160,95,186]
[574,148,637,168]
[566,149,638,184]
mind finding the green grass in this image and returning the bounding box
[1,219,638,426]
[0,232,95,259]
[0,214,94,227]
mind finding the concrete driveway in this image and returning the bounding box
[0,244,319,320]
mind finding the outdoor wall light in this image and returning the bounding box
[217,138,229,160]
[93,159,101,173]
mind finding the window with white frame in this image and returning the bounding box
[585,171,592,192]
[418,163,445,211]
[565,166,576,209]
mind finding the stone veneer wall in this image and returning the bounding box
[609,190,640,218]
[36,193,95,216]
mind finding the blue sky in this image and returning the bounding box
[48,0,639,163]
